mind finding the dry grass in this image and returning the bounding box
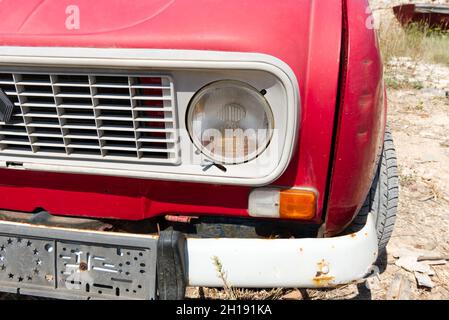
[379,19,449,67]
[420,179,449,204]
[206,256,286,300]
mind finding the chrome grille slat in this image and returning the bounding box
[0,71,179,164]
[13,74,35,153]
[128,77,142,158]
[50,74,71,155]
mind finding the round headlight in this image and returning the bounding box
[187,80,274,164]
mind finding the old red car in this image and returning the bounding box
[0,0,397,299]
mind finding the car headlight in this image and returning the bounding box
[186,80,274,164]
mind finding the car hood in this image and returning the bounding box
[0,0,339,73]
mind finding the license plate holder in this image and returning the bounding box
[0,221,157,300]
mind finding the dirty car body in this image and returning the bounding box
[0,0,386,299]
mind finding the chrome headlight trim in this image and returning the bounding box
[186,80,275,165]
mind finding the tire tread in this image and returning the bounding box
[346,130,399,251]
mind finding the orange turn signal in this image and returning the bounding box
[279,189,317,220]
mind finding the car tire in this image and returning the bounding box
[347,130,399,251]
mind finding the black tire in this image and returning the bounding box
[347,130,399,251]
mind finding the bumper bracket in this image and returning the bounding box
[157,229,187,300]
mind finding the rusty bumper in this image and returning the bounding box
[185,212,379,288]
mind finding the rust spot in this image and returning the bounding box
[313,274,336,287]
[365,232,369,237]
[165,215,198,223]
[79,262,88,271]
[350,233,357,238]
[299,248,304,253]
[313,260,334,287]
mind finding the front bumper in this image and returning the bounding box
[186,213,379,288]
[0,211,378,300]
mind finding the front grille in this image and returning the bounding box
[0,71,179,164]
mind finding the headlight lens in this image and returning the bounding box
[187,80,274,164]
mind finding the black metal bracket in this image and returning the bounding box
[156,229,187,300]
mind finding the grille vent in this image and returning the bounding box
[0,72,179,165]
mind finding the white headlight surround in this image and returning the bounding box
[186,80,275,165]
[0,47,300,186]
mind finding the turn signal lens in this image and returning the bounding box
[249,188,317,220]
[279,189,317,220]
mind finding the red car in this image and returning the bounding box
[0,0,398,300]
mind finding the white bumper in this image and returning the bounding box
[186,213,378,288]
